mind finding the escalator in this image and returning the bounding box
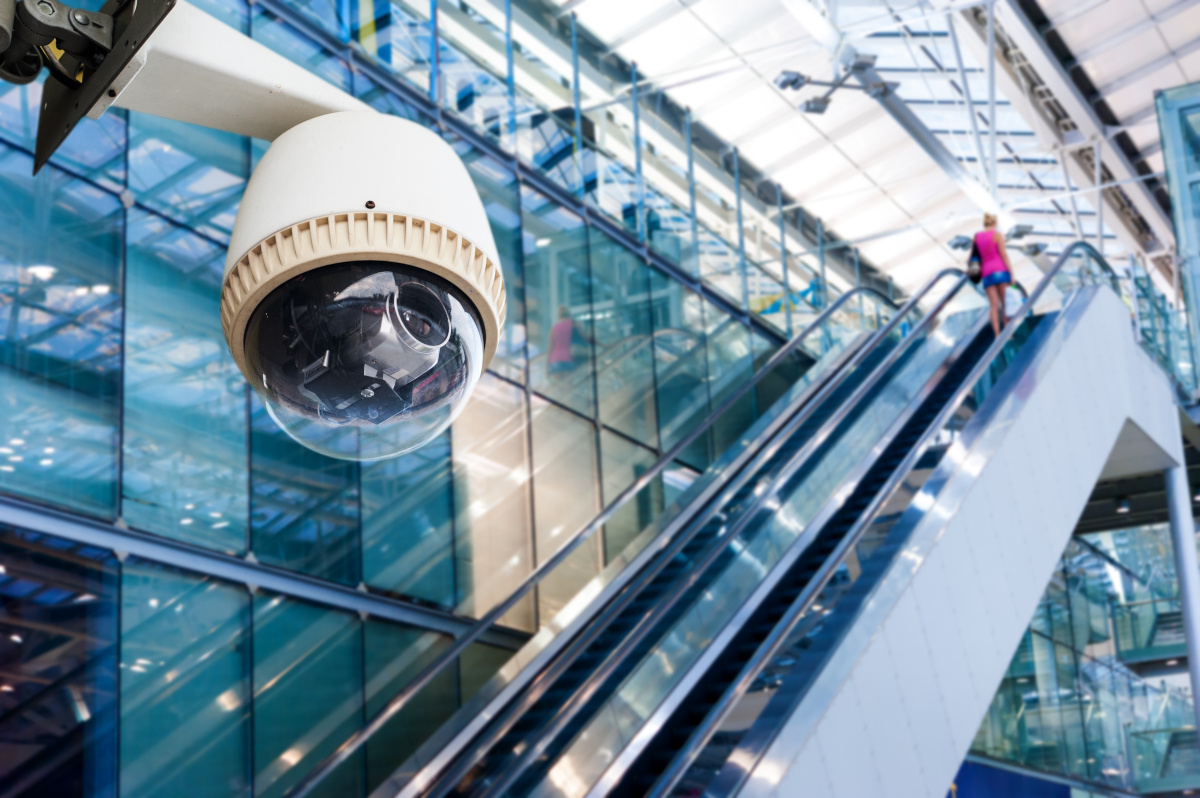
[289,243,1166,798]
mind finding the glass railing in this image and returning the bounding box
[1132,728,1200,793]
[1112,597,1186,663]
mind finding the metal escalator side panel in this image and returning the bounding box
[701,289,1116,798]
[580,315,998,798]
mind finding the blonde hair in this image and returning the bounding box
[983,213,998,228]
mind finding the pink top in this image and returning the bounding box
[974,230,1007,278]
[549,319,575,363]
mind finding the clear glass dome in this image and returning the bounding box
[244,262,484,461]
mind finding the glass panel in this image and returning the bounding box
[589,228,657,447]
[121,211,248,553]
[702,298,757,457]
[127,113,248,244]
[251,7,352,92]
[363,620,453,793]
[119,560,250,798]
[250,394,361,586]
[444,132,527,383]
[0,77,127,191]
[0,148,123,518]
[436,0,509,146]
[0,525,119,797]
[361,430,455,607]
[451,373,534,630]
[598,429,661,564]
[530,397,599,625]
[355,0,433,97]
[252,593,363,798]
[522,186,594,417]
[648,267,711,470]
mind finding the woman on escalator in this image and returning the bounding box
[974,213,1014,337]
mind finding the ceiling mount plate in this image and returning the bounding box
[34,0,175,173]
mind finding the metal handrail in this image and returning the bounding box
[459,270,973,798]
[283,283,904,798]
[682,241,1122,798]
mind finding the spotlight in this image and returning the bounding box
[1022,243,1048,256]
[801,97,830,114]
[1006,224,1034,241]
[774,70,809,91]
[948,235,972,251]
[1115,498,1130,514]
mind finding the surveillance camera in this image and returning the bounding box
[222,111,506,461]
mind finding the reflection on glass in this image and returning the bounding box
[250,394,360,586]
[598,430,661,564]
[356,0,434,96]
[252,593,362,798]
[128,112,248,243]
[589,228,658,447]
[451,373,534,631]
[0,525,118,796]
[362,430,455,607]
[251,6,352,92]
[119,559,250,798]
[122,211,248,553]
[522,186,594,417]
[530,396,600,624]
[648,267,711,470]
[703,298,757,456]
[0,148,123,518]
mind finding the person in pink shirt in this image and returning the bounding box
[548,305,591,380]
[974,213,1014,337]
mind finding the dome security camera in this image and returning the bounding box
[0,0,507,461]
[222,111,506,461]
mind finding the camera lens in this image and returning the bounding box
[243,261,484,461]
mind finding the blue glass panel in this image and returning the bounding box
[128,113,248,244]
[363,620,454,792]
[0,525,118,798]
[251,8,353,92]
[647,266,710,470]
[521,186,593,417]
[250,394,360,586]
[119,559,250,798]
[0,77,127,191]
[588,228,656,446]
[443,131,526,383]
[354,0,433,96]
[253,593,363,798]
[361,430,454,607]
[436,0,509,144]
[351,68,432,124]
[0,146,122,518]
[598,429,661,564]
[703,298,756,455]
[189,0,249,32]
[122,211,248,553]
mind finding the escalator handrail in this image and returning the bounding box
[450,271,974,798]
[668,241,1120,798]
[282,285,901,798]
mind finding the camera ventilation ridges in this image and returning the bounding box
[220,211,506,375]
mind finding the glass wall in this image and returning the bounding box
[0,522,511,798]
[970,535,1197,792]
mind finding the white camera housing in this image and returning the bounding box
[79,2,507,461]
[219,111,506,460]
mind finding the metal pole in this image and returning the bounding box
[570,13,583,202]
[734,147,749,310]
[817,219,827,309]
[855,247,864,325]
[1129,254,1143,344]
[428,0,439,105]
[505,0,515,150]
[778,185,791,336]
[946,13,990,194]
[1164,464,1200,734]
[686,107,698,275]
[987,0,997,197]
[1061,157,1085,241]
[631,61,646,244]
[1095,140,1105,257]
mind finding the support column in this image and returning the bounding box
[1165,463,1200,733]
